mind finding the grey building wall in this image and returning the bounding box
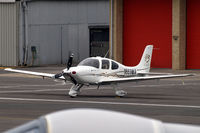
[0,2,19,66]
[21,0,109,65]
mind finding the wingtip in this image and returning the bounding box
[190,73,196,76]
[182,73,196,77]
[4,68,12,71]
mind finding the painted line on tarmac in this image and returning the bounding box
[0,87,105,94]
[0,87,107,94]
[126,82,200,88]
[0,87,108,94]
[0,83,72,89]
[0,89,69,93]
[0,97,200,109]
[0,82,197,90]
[0,82,199,94]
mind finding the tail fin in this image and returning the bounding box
[136,45,153,73]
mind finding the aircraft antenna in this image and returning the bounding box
[104,50,109,58]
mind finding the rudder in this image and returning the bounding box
[136,45,153,73]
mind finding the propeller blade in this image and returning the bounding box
[54,70,77,85]
[67,53,74,69]
[54,72,63,79]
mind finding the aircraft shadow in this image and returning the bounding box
[19,92,186,100]
[129,93,186,100]
[74,95,126,99]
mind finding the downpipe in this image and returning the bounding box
[22,1,28,66]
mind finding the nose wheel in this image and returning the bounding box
[68,84,83,97]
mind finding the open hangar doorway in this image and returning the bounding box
[89,26,109,58]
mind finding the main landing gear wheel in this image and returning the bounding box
[112,83,127,97]
[115,90,127,97]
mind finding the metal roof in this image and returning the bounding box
[0,0,15,3]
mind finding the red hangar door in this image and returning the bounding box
[187,0,200,69]
[123,0,172,68]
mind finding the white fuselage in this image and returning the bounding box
[63,57,139,85]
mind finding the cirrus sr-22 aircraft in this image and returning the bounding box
[5,45,192,97]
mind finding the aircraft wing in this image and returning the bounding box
[137,72,173,75]
[4,68,65,80]
[99,74,193,84]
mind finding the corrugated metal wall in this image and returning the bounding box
[0,3,18,66]
[24,0,109,65]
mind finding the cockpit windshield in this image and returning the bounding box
[78,58,99,68]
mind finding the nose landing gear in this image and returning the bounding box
[68,84,83,98]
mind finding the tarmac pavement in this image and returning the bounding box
[0,66,200,132]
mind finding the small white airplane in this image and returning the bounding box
[5,45,192,97]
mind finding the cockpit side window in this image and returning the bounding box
[78,59,99,68]
[101,60,110,69]
[111,61,119,70]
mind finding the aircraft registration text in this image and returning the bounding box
[124,69,136,76]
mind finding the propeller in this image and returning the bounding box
[67,53,74,69]
[54,53,74,79]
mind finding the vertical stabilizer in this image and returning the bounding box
[136,45,153,73]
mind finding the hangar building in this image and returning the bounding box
[111,0,200,70]
[1,0,200,70]
[0,0,109,66]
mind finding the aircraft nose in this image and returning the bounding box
[67,67,78,76]
[71,71,76,75]
[67,66,90,77]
